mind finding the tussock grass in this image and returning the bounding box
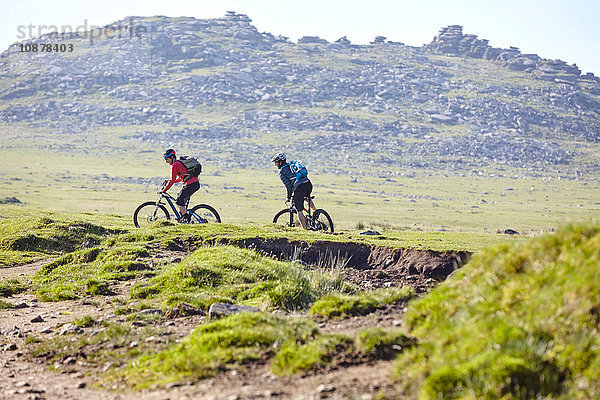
[272,334,350,375]
[114,312,415,388]
[34,242,152,301]
[0,299,16,309]
[0,213,122,267]
[130,246,351,311]
[396,224,600,399]
[272,327,416,376]
[116,313,317,388]
[0,278,29,297]
[355,328,416,360]
[31,322,167,369]
[73,316,96,328]
[309,286,414,318]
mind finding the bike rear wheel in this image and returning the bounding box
[312,209,334,233]
[134,202,170,228]
[273,209,297,227]
[189,204,221,224]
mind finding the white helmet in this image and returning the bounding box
[271,152,286,163]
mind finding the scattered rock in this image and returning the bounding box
[30,315,45,323]
[359,230,382,236]
[0,196,21,204]
[317,384,336,393]
[504,229,520,235]
[59,323,83,335]
[138,308,163,316]
[166,302,205,318]
[208,303,260,320]
[102,361,114,372]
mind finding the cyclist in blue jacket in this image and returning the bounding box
[271,152,315,229]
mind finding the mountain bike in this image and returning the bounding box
[133,183,221,228]
[272,196,334,233]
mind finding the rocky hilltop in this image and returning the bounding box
[1,12,599,177]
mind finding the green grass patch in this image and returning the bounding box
[31,322,168,369]
[272,334,350,375]
[130,246,350,311]
[309,286,413,318]
[0,278,29,297]
[107,313,416,388]
[34,241,151,301]
[272,326,416,376]
[355,328,416,360]
[0,299,16,309]
[25,335,42,344]
[0,212,123,267]
[115,313,317,388]
[73,316,96,328]
[395,224,600,399]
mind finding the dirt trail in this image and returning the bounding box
[0,240,463,399]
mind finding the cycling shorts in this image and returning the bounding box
[293,181,313,213]
[176,181,200,206]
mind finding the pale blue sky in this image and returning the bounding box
[2,0,599,75]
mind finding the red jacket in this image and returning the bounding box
[164,160,199,191]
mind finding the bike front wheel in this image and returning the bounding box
[312,209,334,233]
[133,202,170,228]
[189,204,221,224]
[273,209,297,228]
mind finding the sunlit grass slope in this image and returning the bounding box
[396,224,600,399]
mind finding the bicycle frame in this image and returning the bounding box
[289,197,316,223]
[156,191,207,223]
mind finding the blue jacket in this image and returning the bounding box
[279,162,309,199]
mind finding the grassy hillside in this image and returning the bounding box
[395,224,600,399]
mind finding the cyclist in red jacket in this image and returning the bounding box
[161,149,199,223]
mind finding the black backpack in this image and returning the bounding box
[179,156,202,182]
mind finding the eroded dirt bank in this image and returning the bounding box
[207,237,471,293]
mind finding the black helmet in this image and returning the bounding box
[271,152,286,163]
[163,148,176,159]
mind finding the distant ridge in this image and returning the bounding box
[1,12,599,178]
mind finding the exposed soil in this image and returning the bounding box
[0,239,470,399]
[216,237,471,294]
